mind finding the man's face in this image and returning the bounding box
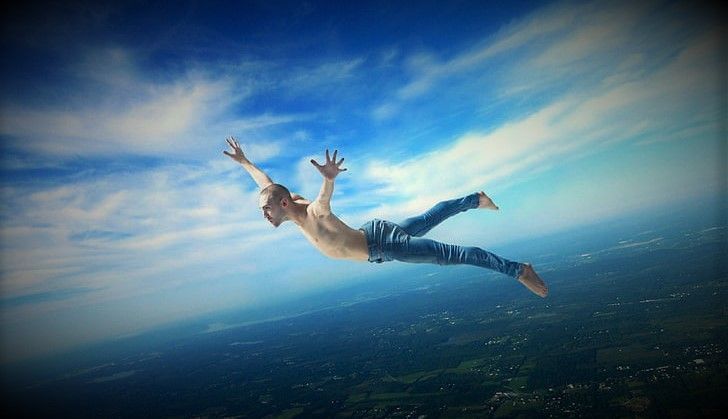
[259,193,284,227]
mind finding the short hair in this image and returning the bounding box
[260,183,292,204]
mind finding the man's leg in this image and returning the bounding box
[397,192,496,237]
[389,234,522,277]
[370,219,548,297]
[386,234,547,297]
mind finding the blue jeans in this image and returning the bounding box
[360,193,524,278]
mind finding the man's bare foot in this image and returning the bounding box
[517,264,548,298]
[477,191,499,210]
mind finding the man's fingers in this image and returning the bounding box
[223,151,233,157]
[226,137,241,150]
[226,138,238,151]
[316,149,347,170]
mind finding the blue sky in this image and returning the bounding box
[0,0,724,363]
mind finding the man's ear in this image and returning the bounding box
[280,197,288,208]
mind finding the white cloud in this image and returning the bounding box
[0,77,230,156]
[0,46,307,160]
[390,0,584,104]
[529,1,653,69]
[284,58,366,92]
[372,103,399,121]
[356,18,722,226]
[374,0,714,126]
[0,159,300,302]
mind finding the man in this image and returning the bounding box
[224,137,548,297]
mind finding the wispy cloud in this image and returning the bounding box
[0,287,101,308]
[284,58,366,92]
[386,0,583,105]
[1,161,283,300]
[357,0,721,225]
[0,45,310,160]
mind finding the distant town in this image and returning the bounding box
[4,223,726,417]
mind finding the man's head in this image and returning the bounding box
[258,183,292,227]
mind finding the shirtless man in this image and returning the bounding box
[224,137,548,297]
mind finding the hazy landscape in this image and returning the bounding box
[3,202,726,418]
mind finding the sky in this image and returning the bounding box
[0,0,725,364]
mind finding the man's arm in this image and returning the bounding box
[223,137,274,189]
[310,149,347,215]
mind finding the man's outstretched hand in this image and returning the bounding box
[223,136,249,164]
[311,149,347,180]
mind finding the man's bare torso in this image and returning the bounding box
[296,202,369,261]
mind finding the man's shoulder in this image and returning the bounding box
[307,200,331,218]
[291,193,310,205]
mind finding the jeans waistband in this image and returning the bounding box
[360,219,388,263]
